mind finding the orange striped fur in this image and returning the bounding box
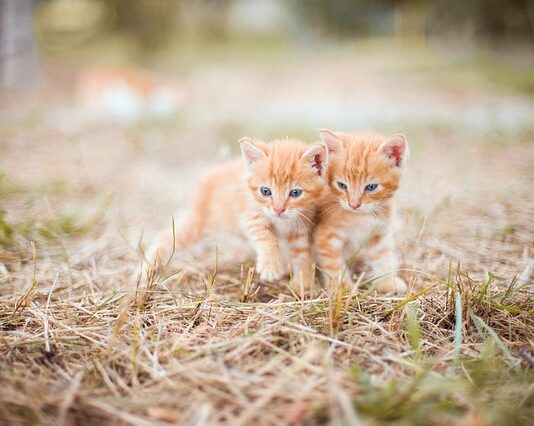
[153,138,328,285]
[315,129,409,294]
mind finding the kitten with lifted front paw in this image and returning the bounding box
[152,137,328,285]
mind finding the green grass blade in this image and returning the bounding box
[469,308,519,365]
[405,303,422,354]
[454,290,463,356]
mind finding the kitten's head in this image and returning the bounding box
[319,129,408,214]
[240,137,327,220]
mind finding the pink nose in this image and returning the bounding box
[274,208,285,216]
[349,201,361,210]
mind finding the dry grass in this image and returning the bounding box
[1,51,534,425]
[1,241,533,425]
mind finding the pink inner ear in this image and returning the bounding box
[244,150,258,162]
[386,144,403,167]
[242,143,263,164]
[312,153,323,175]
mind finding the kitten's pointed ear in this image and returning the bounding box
[239,137,266,168]
[319,129,342,155]
[301,143,327,176]
[379,134,408,168]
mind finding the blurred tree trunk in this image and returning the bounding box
[0,0,38,91]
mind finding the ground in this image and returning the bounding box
[0,41,533,425]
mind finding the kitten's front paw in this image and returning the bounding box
[257,254,286,282]
[375,275,407,295]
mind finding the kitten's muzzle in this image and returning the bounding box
[273,207,286,217]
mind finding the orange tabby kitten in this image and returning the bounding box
[315,129,408,294]
[152,138,328,284]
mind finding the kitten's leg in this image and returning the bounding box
[148,231,174,268]
[149,184,212,267]
[315,224,348,286]
[365,232,406,295]
[288,233,313,288]
[243,213,285,282]
[149,213,204,268]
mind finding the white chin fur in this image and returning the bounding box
[284,210,298,219]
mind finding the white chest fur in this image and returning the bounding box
[346,214,379,243]
[272,217,305,266]
[343,213,392,258]
[272,218,295,237]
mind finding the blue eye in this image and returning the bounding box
[365,184,378,192]
[337,181,347,190]
[260,187,271,196]
[289,189,302,197]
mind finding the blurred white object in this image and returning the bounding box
[77,66,183,122]
[228,0,291,34]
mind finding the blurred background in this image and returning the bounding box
[1,0,533,250]
[2,0,534,129]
